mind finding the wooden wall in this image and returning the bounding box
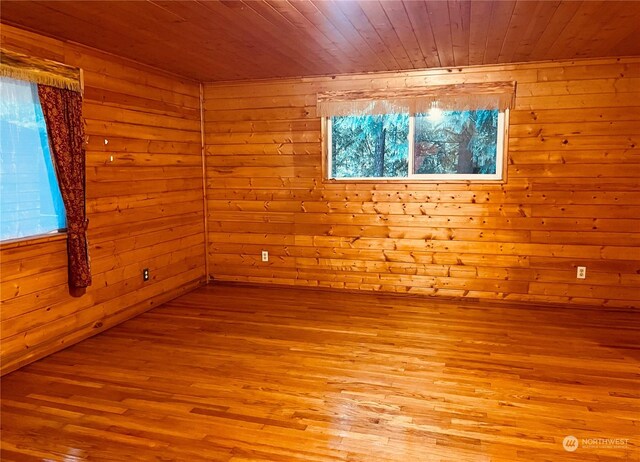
[0,25,206,375]
[204,57,640,309]
[1,24,638,376]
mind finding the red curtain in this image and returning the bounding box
[38,85,92,289]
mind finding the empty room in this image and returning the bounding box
[0,1,639,460]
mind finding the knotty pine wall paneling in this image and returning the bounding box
[204,57,640,309]
[0,25,206,375]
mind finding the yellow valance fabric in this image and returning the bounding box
[317,81,516,117]
[0,48,82,92]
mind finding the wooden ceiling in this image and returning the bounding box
[2,1,640,82]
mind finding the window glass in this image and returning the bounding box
[414,109,499,175]
[330,113,409,179]
[0,77,66,241]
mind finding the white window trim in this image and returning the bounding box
[325,109,509,183]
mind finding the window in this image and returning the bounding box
[0,76,66,241]
[320,82,513,182]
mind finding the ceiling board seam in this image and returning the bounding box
[539,1,585,59]
[312,0,390,72]
[496,0,518,63]
[334,1,398,70]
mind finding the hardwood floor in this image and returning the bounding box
[1,283,638,461]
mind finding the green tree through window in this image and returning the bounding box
[414,109,498,175]
[328,108,505,181]
[331,113,409,178]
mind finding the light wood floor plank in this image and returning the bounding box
[1,283,638,461]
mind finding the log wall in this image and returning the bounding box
[0,25,206,375]
[2,25,639,376]
[204,58,640,308]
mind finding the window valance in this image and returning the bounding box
[317,81,516,117]
[0,48,82,93]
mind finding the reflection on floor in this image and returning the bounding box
[2,283,639,461]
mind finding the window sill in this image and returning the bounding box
[322,178,507,185]
[0,231,67,251]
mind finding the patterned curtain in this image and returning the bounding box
[37,85,92,289]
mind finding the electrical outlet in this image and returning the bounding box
[576,266,586,279]
[143,268,150,281]
[261,250,269,262]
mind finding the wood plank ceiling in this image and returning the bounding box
[1,0,640,82]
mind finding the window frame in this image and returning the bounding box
[323,108,510,184]
[0,230,66,250]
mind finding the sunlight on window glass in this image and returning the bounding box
[414,109,499,175]
[426,107,443,123]
[0,77,66,240]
